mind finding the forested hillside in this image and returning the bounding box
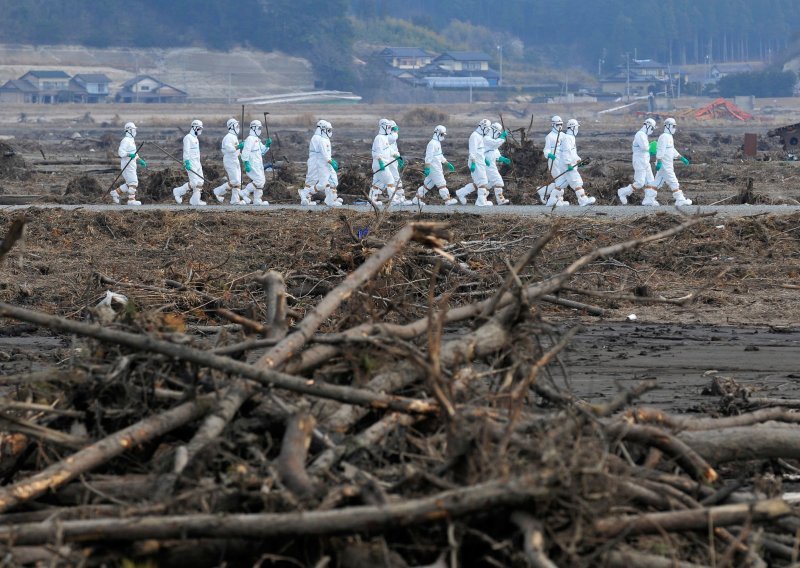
[0,0,798,88]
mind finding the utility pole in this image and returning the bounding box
[626,52,630,102]
[497,44,503,87]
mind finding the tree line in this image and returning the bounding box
[1,0,798,90]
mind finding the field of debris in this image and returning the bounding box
[0,102,799,566]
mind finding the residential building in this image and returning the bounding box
[115,75,188,103]
[379,47,433,70]
[69,73,111,103]
[16,70,71,103]
[433,51,492,73]
[0,79,40,103]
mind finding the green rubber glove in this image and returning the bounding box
[469,161,476,173]
[137,158,147,168]
[500,130,508,140]
[498,156,511,165]
[396,156,405,169]
[265,137,272,148]
[184,160,191,171]
[547,153,556,161]
[244,161,251,173]
[330,158,339,171]
[424,166,431,176]
[392,126,399,133]
[378,159,385,171]
[649,141,657,157]
[567,164,574,171]
[236,141,244,150]
[128,153,137,159]
[446,162,455,172]
[681,156,690,166]
[485,157,491,167]
[655,160,662,171]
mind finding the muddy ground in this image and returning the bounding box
[0,104,799,409]
[1,206,798,412]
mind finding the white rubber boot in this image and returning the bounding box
[126,187,141,206]
[110,184,124,204]
[324,186,343,207]
[299,187,317,206]
[617,184,634,205]
[189,187,207,206]
[241,184,254,204]
[475,187,494,207]
[253,187,269,206]
[455,183,475,205]
[230,186,242,205]
[173,183,189,204]
[368,186,384,208]
[536,185,548,204]
[673,190,692,206]
[575,189,596,207]
[642,187,660,206]
[438,187,457,206]
[494,187,510,205]
[411,186,427,206]
[212,182,228,203]
[546,188,569,207]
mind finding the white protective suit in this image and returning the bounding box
[371,120,395,205]
[456,120,492,206]
[654,119,691,205]
[303,121,341,207]
[417,126,456,205]
[112,125,142,206]
[539,126,566,205]
[173,120,206,206]
[212,120,245,205]
[386,120,411,205]
[555,120,595,206]
[484,123,509,205]
[242,124,269,206]
[618,121,657,205]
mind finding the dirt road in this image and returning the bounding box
[3,203,800,217]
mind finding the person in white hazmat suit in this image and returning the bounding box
[455,119,494,207]
[370,119,396,207]
[416,125,457,205]
[484,122,512,205]
[211,119,247,205]
[241,120,272,206]
[538,116,568,206]
[110,122,145,206]
[654,118,692,206]
[385,120,412,205]
[554,119,596,207]
[617,118,658,206]
[302,120,341,207]
[173,120,206,206]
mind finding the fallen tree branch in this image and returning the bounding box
[276,412,317,498]
[0,475,553,544]
[594,498,793,538]
[0,302,438,415]
[679,422,800,463]
[0,398,211,514]
[606,422,718,483]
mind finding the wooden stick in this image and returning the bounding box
[594,499,792,538]
[0,398,211,514]
[606,422,718,483]
[0,476,552,544]
[276,412,316,497]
